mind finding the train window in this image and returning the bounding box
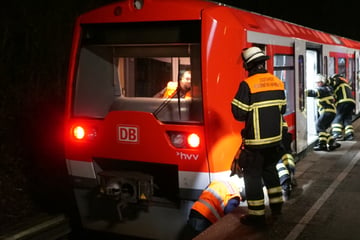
[338,58,346,77]
[273,54,294,114]
[72,22,203,123]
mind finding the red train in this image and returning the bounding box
[64,0,360,238]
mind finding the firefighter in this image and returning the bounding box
[186,175,245,237]
[231,46,286,227]
[306,74,341,151]
[328,74,356,141]
[231,121,296,200]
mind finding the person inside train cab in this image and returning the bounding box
[231,46,286,227]
[154,70,191,99]
[305,74,341,151]
[328,74,356,141]
[185,175,245,238]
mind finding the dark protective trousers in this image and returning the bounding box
[316,111,335,133]
[332,102,355,136]
[241,146,283,216]
[317,111,336,145]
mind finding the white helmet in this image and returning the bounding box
[242,47,269,68]
[315,74,326,83]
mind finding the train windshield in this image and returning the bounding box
[72,21,203,123]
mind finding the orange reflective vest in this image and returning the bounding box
[191,180,241,223]
[163,81,191,99]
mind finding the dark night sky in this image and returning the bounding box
[221,0,360,41]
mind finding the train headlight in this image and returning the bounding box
[167,131,200,149]
[187,133,200,148]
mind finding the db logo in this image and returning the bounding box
[117,125,139,143]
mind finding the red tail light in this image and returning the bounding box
[71,125,97,141]
[73,126,85,140]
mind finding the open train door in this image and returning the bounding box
[305,47,321,146]
[294,39,308,153]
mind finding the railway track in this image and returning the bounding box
[0,214,71,240]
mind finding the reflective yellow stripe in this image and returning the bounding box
[278,169,289,177]
[332,123,343,128]
[276,162,286,170]
[247,199,264,206]
[251,99,287,109]
[269,196,284,204]
[282,154,295,168]
[337,98,356,104]
[345,125,354,130]
[248,209,265,216]
[244,135,282,145]
[319,108,336,114]
[231,98,249,111]
[268,186,282,194]
[231,98,286,111]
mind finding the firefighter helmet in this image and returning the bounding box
[242,47,269,69]
[315,74,326,83]
[328,73,342,87]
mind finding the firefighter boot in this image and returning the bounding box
[282,179,292,201]
[344,133,354,141]
[313,142,327,151]
[268,203,283,224]
[327,138,341,151]
[240,214,266,228]
[332,133,343,141]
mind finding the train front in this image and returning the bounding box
[64,0,219,239]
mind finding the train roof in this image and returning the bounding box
[78,0,360,49]
[221,3,360,49]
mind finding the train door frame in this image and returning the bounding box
[294,40,323,153]
[305,44,323,146]
[294,39,307,153]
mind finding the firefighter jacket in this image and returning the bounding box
[332,77,355,106]
[191,180,241,223]
[231,72,286,149]
[306,85,336,114]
